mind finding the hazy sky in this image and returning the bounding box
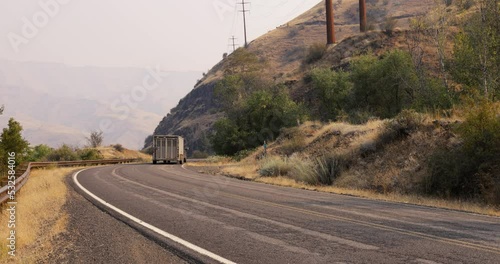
[0,0,321,72]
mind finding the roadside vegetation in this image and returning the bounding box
[0,167,82,263]
[202,1,500,213]
[0,113,145,262]
[211,48,307,156]
[0,116,146,185]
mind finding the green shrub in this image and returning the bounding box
[305,43,326,64]
[426,101,500,204]
[310,68,352,120]
[78,148,103,160]
[383,17,397,35]
[46,145,103,161]
[27,144,53,162]
[47,145,79,161]
[289,158,317,184]
[259,157,292,177]
[349,50,418,118]
[113,144,125,152]
[211,86,305,156]
[314,155,343,185]
[451,7,500,99]
[459,101,500,158]
[426,148,477,198]
[280,137,306,156]
[379,109,425,144]
[347,110,374,125]
[289,155,346,185]
[278,127,306,155]
[191,150,209,159]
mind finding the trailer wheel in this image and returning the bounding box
[153,160,157,164]
[183,158,187,163]
[179,159,183,165]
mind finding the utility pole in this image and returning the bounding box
[359,0,367,32]
[326,0,336,44]
[229,36,238,52]
[238,0,250,48]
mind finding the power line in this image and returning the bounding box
[228,36,238,52]
[238,0,250,48]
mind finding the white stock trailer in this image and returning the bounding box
[152,135,187,164]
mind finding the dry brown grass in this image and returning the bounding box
[255,174,500,217]
[199,0,436,88]
[187,156,234,168]
[0,167,81,263]
[222,162,260,180]
[206,114,500,217]
[97,146,151,162]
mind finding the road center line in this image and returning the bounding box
[109,168,379,251]
[219,193,500,254]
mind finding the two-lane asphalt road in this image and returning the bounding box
[73,164,500,263]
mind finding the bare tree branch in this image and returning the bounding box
[86,130,103,148]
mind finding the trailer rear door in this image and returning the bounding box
[166,137,178,160]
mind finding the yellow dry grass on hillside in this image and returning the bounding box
[222,163,260,180]
[190,114,499,217]
[97,146,151,162]
[256,177,500,217]
[0,167,81,263]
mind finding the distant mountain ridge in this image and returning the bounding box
[0,60,202,149]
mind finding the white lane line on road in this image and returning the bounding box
[73,169,237,264]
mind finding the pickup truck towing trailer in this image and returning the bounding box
[152,135,186,164]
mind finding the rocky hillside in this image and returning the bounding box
[147,0,436,153]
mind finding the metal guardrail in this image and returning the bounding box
[0,158,140,205]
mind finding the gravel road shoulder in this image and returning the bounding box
[42,173,187,264]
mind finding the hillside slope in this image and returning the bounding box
[148,0,436,153]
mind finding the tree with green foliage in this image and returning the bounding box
[27,144,53,162]
[214,74,246,110]
[0,118,30,167]
[77,148,103,160]
[406,14,454,111]
[47,144,79,161]
[427,101,500,204]
[211,118,247,155]
[350,50,419,118]
[310,68,352,120]
[211,84,305,156]
[452,0,500,99]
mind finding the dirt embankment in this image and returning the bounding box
[188,114,499,217]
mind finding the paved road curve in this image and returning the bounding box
[73,164,500,264]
